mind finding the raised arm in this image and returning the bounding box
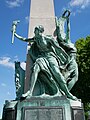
[55,17,64,42]
[55,10,71,44]
[14,32,34,42]
[11,20,34,43]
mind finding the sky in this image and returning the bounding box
[0,0,90,118]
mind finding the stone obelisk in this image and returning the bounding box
[24,0,56,92]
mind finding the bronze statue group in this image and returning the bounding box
[13,10,78,100]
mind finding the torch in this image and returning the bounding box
[11,20,20,44]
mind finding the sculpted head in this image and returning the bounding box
[34,25,44,36]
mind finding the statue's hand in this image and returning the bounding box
[11,20,20,34]
[11,25,16,44]
[11,28,16,33]
[55,17,59,27]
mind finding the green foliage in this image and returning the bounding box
[84,103,90,120]
[71,36,90,119]
[71,36,90,102]
[76,36,90,74]
[76,36,90,101]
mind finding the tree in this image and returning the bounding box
[71,36,90,119]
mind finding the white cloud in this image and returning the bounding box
[25,16,29,23]
[7,92,11,95]
[20,62,26,70]
[0,57,14,69]
[6,0,24,8]
[0,110,2,119]
[0,56,26,70]
[67,0,90,16]
[1,83,7,87]
[14,55,19,61]
[71,9,81,16]
[69,0,90,9]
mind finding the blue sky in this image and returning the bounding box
[0,0,90,118]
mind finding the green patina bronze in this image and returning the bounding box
[13,10,78,101]
[15,62,25,100]
[55,10,78,91]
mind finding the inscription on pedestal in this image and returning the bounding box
[22,107,64,120]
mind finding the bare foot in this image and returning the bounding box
[67,93,78,101]
[21,91,31,99]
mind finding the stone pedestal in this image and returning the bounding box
[2,96,85,120]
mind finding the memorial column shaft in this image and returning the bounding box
[24,0,55,92]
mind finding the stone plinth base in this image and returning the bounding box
[2,96,85,120]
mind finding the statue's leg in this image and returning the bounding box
[39,72,60,95]
[59,81,77,100]
[29,63,40,95]
[21,63,40,98]
[49,64,77,100]
[67,59,78,91]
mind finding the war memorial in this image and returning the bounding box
[2,0,85,120]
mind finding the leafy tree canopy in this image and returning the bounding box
[71,36,90,104]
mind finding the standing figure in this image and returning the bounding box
[55,10,78,91]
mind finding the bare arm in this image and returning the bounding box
[14,33,34,42]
